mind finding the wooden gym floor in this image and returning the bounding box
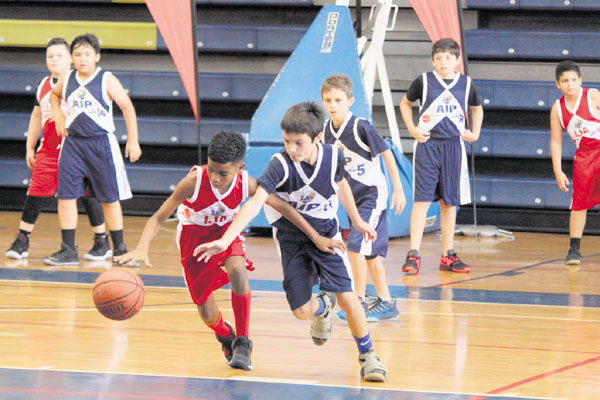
[0,210,599,399]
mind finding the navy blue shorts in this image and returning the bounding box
[274,226,354,311]
[347,199,388,258]
[57,134,132,203]
[413,136,470,206]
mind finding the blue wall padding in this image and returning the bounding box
[249,5,372,143]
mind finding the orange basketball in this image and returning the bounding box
[92,268,145,320]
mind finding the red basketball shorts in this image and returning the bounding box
[177,223,253,305]
[27,150,59,197]
[571,138,600,211]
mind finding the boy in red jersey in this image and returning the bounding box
[550,60,600,265]
[115,131,344,371]
[5,38,108,261]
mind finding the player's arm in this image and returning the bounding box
[550,103,569,192]
[399,95,429,143]
[106,73,141,162]
[380,149,406,214]
[50,77,66,137]
[591,89,600,114]
[114,170,197,267]
[194,186,270,262]
[337,177,376,242]
[265,192,347,254]
[25,106,42,168]
[462,105,484,142]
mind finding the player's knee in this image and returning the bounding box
[227,264,249,294]
[292,302,313,320]
[197,303,218,324]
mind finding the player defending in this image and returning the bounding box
[5,38,108,261]
[399,38,483,274]
[321,74,406,322]
[195,103,388,382]
[550,60,600,265]
[43,33,141,266]
[115,131,344,371]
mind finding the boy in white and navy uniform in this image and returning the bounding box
[5,37,106,261]
[321,74,406,322]
[194,102,388,383]
[43,33,142,266]
[399,38,484,274]
[550,60,600,265]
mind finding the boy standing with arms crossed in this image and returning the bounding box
[550,60,600,265]
[399,38,483,274]
[6,38,107,261]
[196,102,388,382]
[115,130,346,371]
[43,33,141,265]
[321,74,406,321]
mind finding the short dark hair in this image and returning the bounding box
[71,33,100,54]
[207,131,246,164]
[432,38,460,58]
[47,37,69,50]
[280,101,325,140]
[555,60,581,81]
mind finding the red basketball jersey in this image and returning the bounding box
[556,87,600,148]
[176,165,249,229]
[36,76,68,154]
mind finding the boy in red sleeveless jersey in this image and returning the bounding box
[550,60,600,265]
[115,131,344,371]
[5,38,108,261]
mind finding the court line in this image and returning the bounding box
[0,318,598,356]
[466,354,600,400]
[0,387,208,400]
[0,366,551,400]
[430,253,600,288]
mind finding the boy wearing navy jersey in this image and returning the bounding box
[196,102,388,382]
[5,38,107,261]
[399,38,483,274]
[43,33,141,266]
[321,74,406,322]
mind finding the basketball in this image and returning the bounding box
[92,268,145,320]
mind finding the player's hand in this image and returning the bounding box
[313,235,346,254]
[409,127,430,143]
[555,171,570,192]
[114,248,151,268]
[193,240,227,263]
[55,115,68,137]
[461,129,479,142]
[390,188,406,215]
[126,141,142,162]
[353,220,377,242]
[26,148,36,169]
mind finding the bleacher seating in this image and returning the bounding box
[467,0,600,10]
[0,19,306,54]
[0,159,188,194]
[0,67,275,102]
[466,30,600,61]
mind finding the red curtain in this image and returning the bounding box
[408,0,464,74]
[146,0,198,120]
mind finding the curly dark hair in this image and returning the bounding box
[280,101,325,140]
[207,131,246,164]
[71,33,100,54]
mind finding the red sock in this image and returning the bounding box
[207,312,232,338]
[231,291,251,338]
